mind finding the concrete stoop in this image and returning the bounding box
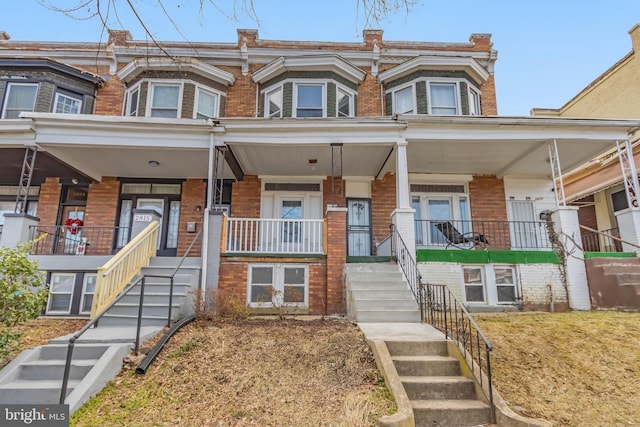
[0,256,201,414]
[344,263,421,323]
[388,340,491,426]
[0,343,131,413]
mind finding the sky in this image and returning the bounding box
[3,0,640,116]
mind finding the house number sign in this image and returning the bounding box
[133,214,153,222]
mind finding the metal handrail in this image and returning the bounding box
[420,283,495,423]
[389,224,422,320]
[580,225,640,250]
[132,227,203,355]
[59,226,203,404]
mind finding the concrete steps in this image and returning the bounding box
[388,340,491,426]
[345,263,421,323]
[586,257,640,309]
[0,343,129,408]
[0,256,201,414]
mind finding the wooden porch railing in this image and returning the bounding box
[90,221,159,318]
[223,217,325,254]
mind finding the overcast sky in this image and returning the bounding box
[4,0,640,116]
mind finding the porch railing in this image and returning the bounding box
[414,219,552,250]
[580,226,623,252]
[223,217,325,254]
[420,283,495,423]
[389,224,422,319]
[90,221,159,318]
[28,225,127,255]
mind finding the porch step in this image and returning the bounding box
[345,263,421,323]
[385,340,491,427]
[98,313,172,327]
[412,399,491,426]
[0,379,81,404]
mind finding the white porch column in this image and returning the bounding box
[392,138,416,255]
[614,208,640,252]
[551,206,591,310]
[0,213,39,248]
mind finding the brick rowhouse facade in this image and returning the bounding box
[0,27,503,315]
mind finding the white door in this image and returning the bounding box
[137,198,164,249]
[508,200,537,249]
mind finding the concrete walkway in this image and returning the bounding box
[49,325,164,344]
[358,322,445,341]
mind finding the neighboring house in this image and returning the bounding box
[0,28,639,318]
[531,23,640,252]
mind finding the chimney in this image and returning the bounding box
[0,31,10,41]
[629,24,640,53]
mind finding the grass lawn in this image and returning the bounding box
[475,311,640,427]
[5,312,639,426]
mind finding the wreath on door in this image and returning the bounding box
[64,218,83,234]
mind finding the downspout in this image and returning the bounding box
[255,83,259,117]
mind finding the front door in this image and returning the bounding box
[347,198,371,256]
[57,206,86,254]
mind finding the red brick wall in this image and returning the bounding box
[95,74,125,116]
[480,75,498,115]
[230,176,261,217]
[468,175,509,249]
[325,208,347,314]
[37,177,62,228]
[371,173,396,251]
[218,256,327,314]
[358,71,383,116]
[323,177,346,210]
[84,177,120,254]
[178,179,206,256]
[223,65,258,117]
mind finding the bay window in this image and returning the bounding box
[2,83,38,119]
[149,83,181,118]
[295,84,324,117]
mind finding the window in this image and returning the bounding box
[412,185,471,247]
[469,87,481,115]
[463,267,485,303]
[265,86,283,118]
[495,266,517,303]
[194,87,218,119]
[47,273,75,314]
[125,86,140,116]
[248,264,308,307]
[394,86,414,114]
[295,84,323,117]
[80,274,97,314]
[2,83,38,119]
[337,87,353,117]
[429,83,458,115]
[149,83,180,118]
[54,92,82,114]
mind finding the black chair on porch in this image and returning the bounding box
[434,221,490,249]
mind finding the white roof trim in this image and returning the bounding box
[251,55,367,84]
[117,57,236,86]
[378,55,490,84]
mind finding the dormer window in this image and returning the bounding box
[253,55,366,119]
[2,83,38,119]
[393,86,415,114]
[149,83,181,118]
[126,85,140,117]
[194,86,219,119]
[265,86,283,118]
[469,87,481,116]
[295,83,324,117]
[337,87,354,117]
[54,90,83,114]
[428,82,458,115]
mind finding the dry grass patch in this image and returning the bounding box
[475,311,640,426]
[1,317,87,368]
[72,318,395,426]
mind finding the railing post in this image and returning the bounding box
[135,277,146,356]
[167,277,174,328]
[486,346,496,423]
[59,337,76,404]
